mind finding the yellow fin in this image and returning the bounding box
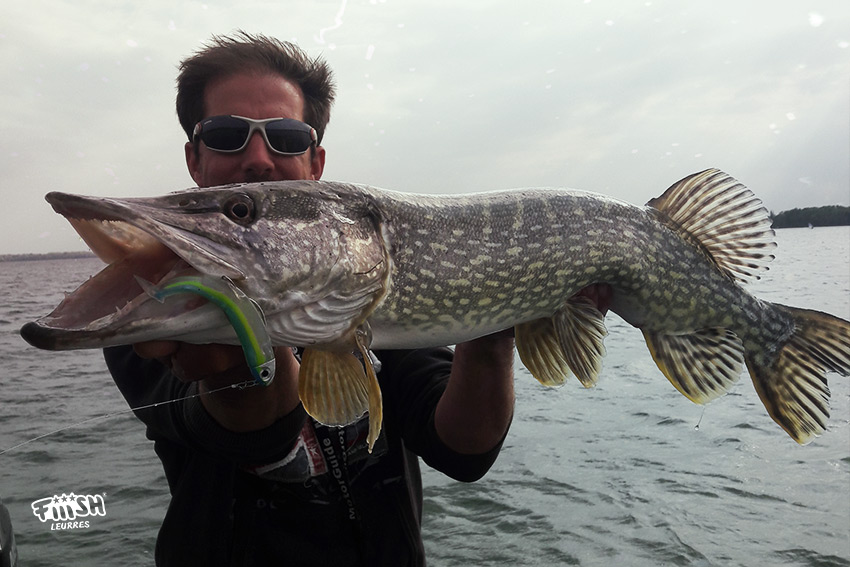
[646,169,776,284]
[354,330,383,453]
[643,328,744,404]
[554,295,608,388]
[747,305,849,444]
[299,348,370,427]
[515,318,571,387]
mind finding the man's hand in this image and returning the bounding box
[133,341,302,432]
[133,341,248,385]
[576,283,613,314]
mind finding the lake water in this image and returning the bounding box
[0,226,848,566]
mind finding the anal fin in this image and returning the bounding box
[643,328,744,404]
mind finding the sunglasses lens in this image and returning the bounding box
[199,116,251,151]
[197,116,315,154]
[265,121,315,154]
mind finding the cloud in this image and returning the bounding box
[1,0,848,254]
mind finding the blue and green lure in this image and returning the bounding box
[137,275,276,385]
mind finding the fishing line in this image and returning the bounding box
[6,275,278,456]
[694,405,708,431]
[0,379,258,457]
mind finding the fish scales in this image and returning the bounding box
[19,169,850,448]
[367,189,635,346]
[364,186,767,350]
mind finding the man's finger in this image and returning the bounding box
[133,340,180,359]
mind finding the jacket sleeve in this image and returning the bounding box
[103,345,307,465]
[375,348,508,482]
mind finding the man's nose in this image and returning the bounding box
[240,131,274,176]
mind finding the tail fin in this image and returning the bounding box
[747,305,850,444]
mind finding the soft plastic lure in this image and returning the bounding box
[137,275,275,385]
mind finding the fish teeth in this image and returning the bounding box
[134,275,165,304]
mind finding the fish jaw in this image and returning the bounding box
[22,181,393,352]
[19,189,261,350]
[20,243,234,350]
[45,190,248,279]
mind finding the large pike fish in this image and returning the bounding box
[21,169,850,449]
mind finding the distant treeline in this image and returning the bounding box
[771,205,850,229]
[0,251,96,262]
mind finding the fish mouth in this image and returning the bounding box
[20,192,241,350]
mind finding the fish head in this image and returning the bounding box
[20,180,390,350]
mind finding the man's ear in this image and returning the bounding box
[311,146,326,180]
[185,142,203,185]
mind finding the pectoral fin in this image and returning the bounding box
[643,328,744,404]
[298,332,384,453]
[354,329,383,453]
[299,348,370,426]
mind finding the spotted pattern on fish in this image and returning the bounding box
[21,169,850,446]
[365,187,744,348]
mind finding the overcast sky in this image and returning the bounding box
[2,0,848,254]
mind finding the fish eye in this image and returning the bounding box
[223,194,256,225]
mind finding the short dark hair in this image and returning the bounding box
[176,31,336,145]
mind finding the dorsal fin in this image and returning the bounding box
[647,169,776,284]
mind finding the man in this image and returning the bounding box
[104,32,515,566]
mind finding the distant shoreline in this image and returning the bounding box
[770,205,849,229]
[0,251,97,262]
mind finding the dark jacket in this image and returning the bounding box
[104,346,504,566]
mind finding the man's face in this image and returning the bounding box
[185,72,326,188]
